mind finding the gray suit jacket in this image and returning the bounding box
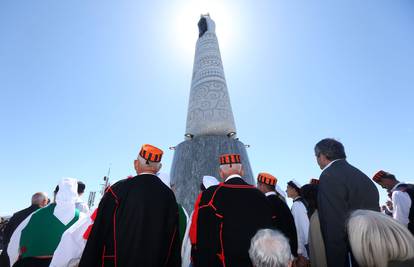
[318,159,379,267]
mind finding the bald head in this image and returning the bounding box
[31,192,48,207]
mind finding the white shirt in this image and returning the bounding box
[181,212,193,267]
[224,174,241,182]
[322,159,342,172]
[391,183,412,226]
[50,212,93,267]
[75,198,90,214]
[265,191,276,197]
[291,198,310,258]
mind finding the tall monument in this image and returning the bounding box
[170,15,254,212]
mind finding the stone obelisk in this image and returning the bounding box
[170,15,254,212]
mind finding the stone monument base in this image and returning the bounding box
[170,135,254,212]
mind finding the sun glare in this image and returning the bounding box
[172,0,237,60]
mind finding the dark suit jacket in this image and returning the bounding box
[0,205,39,267]
[317,160,379,267]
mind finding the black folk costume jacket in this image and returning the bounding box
[191,176,274,267]
[79,174,181,267]
[266,193,299,257]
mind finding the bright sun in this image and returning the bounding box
[172,0,237,59]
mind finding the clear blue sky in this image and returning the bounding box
[1,0,413,216]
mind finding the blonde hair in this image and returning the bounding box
[347,209,414,267]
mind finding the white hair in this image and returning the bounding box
[249,229,292,267]
[348,209,414,267]
[138,155,161,170]
[219,163,242,174]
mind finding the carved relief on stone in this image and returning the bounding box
[186,80,236,136]
[185,16,236,137]
[192,69,225,83]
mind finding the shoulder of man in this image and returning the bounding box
[321,159,348,174]
[12,206,33,218]
[267,194,288,208]
[199,184,220,204]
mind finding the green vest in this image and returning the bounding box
[19,203,80,258]
[178,204,187,246]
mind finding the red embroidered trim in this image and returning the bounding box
[208,184,224,208]
[101,246,106,267]
[90,208,98,221]
[219,183,255,189]
[190,193,203,244]
[83,224,94,240]
[83,208,99,240]
[217,222,226,267]
[215,213,224,219]
[164,225,177,266]
[192,182,253,266]
[100,186,120,267]
[111,190,119,267]
[113,205,118,267]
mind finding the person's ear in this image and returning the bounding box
[219,168,225,180]
[134,160,139,173]
[240,168,245,177]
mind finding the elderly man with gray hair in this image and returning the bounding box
[0,192,48,267]
[314,138,379,267]
[249,229,293,267]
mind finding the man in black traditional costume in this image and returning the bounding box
[79,144,181,267]
[256,172,298,258]
[190,153,274,267]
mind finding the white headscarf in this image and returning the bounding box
[54,178,79,225]
[289,179,302,189]
[202,175,219,189]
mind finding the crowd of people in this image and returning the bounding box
[0,138,413,267]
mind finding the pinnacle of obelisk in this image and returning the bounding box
[185,14,237,139]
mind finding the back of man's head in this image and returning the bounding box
[31,192,48,207]
[314,138,346,160]
[257,182,275,194]
[249,229,292,267]
[219,163,244,180]
[77,181,86,195]
[136,155,162,174]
